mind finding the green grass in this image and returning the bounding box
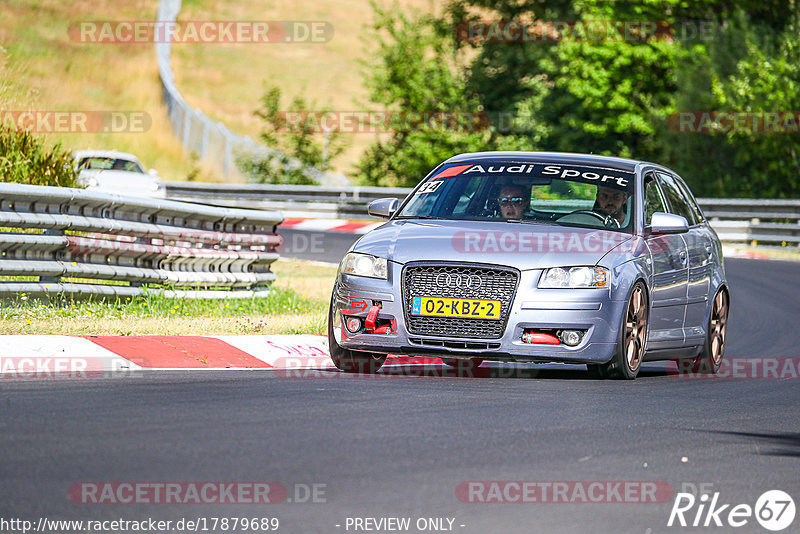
[1,287,324,333]
[0,257,339,335]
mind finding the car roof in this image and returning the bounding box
[72,150,142,164]
[443,151,643,172]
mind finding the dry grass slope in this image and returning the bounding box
[1,0,440,183]
[172,0,442,178]
[1,0,199,180]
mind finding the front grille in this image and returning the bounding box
[402,263,519,339]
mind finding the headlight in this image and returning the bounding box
[340,252,388,279]
[539,266,608,288]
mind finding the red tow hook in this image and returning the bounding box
[365,305,380,331]
[522,331,560,345]
[364,305,391,334]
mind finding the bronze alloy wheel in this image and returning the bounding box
[625,284,648,372]
[709,290,729,364]
[589,281,648,380]
[691,288,729,373]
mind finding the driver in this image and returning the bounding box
[496,184,530,219]
[593,186,627,225]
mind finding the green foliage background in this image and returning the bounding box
[356,0,800,197]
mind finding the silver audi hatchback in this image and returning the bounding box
[328,151,730,379]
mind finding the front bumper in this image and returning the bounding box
[331,263,627,365]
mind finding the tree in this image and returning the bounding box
[238,86,345,185]
[667,10,800,197]
[356,3,537,187]
[359,0,800,196]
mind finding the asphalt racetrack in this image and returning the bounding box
[2,243,799,532]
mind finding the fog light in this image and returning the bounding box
[345,316,363,334]
[559,330,583,347]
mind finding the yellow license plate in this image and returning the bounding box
[411,297,502,319]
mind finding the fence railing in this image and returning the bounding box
[165,182,800,248]
[698,199,800,247]
[165,182,412,219]
[0,183,283,299]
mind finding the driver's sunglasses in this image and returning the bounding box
[498,197,524,206]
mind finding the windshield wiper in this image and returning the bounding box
[395,215,444,220]
[518,219,553,226]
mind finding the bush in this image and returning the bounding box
[237,86,345,185]
[0,125,80,187]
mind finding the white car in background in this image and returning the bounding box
[72,150,166,198]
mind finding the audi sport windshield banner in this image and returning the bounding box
[431,161,634,191]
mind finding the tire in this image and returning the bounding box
[690,288,729,374]
[591,281,648,380]
[327,292,386,374]
[441,358,484,371]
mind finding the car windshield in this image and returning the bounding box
[395,161,635,232]
[77,157,144,173]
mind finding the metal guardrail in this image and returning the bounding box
[0,183,283,299]
[165,182,800,247]
[165,182,413,219]
[699,199,800,247]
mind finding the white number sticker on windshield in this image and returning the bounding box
[417,181,443,194]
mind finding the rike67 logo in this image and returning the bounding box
[668,487,795,531]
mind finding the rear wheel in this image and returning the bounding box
[327,294,386,374]
[441,358,484,371]
[690,288,729,374]
[590,282,648,380]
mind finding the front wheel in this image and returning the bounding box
[689,288,729,374]
[590,282,648,380]
[327,294,386,374]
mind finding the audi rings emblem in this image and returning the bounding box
[435,273,483,289]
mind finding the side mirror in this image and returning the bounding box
[648,212,689,234]
[148,168,158,177]
[368,198,399,219]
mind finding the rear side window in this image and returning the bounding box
[672,175,704,223]
[644,173,667,226]
[657,172,698,226]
